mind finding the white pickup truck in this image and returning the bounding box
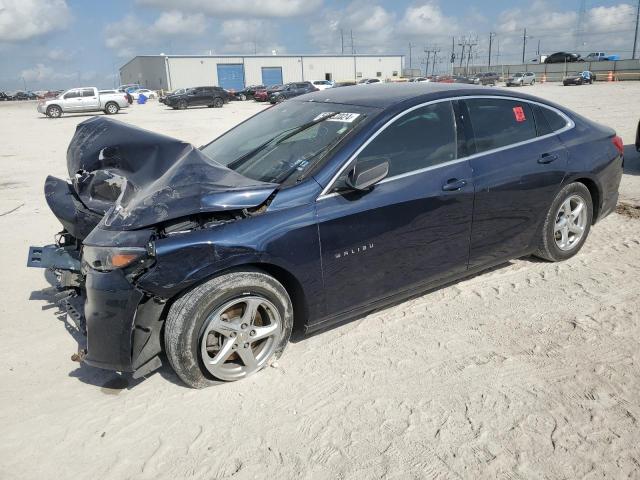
[37,87,130,118]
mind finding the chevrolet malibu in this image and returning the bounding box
[28,83,623,388]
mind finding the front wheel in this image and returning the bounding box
[534,182,593,262]
[238,93,247,101]
[46,105,62,118]
[212,97,224,108]
[104,102,119,114]
[165,270,293,388]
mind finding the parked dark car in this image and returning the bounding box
[545,52,582,64]
[0,91,8,101]
[11,91,31,100]
[470,72,499,86]
[563,71,596,86]
[235,85,265,101]
[28,83,623,388]
[254,85,282,102]
[269,82,318,103]
[164,86,229,109]
[333,81,356,88]
[453,76,475,84]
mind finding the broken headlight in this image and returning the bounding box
[82,246,152,272]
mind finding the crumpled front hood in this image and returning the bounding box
[67,116,277,230]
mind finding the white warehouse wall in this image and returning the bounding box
[120,55,404,91]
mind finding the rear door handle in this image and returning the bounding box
[538,153,559,164]
[442,178,467,191]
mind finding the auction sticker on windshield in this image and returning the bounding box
[327,112,361,122]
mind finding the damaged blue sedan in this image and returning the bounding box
[28,83,623,388]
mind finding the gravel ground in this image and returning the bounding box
[1,82,639,480]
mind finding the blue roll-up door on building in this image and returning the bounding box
[261,67,283,86]
[217,64,245,91]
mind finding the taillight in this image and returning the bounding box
[612,135,624,156]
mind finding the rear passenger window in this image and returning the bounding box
[466,98,536,153]
[537,106,567,133]
[82,88,95,97]
[356,101,457,178]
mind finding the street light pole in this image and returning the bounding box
[488,32,496,67]
[633,0,640,59]
[522,28,527,63]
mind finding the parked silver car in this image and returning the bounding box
[506,72,536,86]
[37,87,129,118]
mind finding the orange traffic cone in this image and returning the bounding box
[607,71,613,82]
[541,74,546,83]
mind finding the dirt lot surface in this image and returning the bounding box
[1,83,640,479]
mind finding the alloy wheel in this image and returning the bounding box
[200,296,282,381]
[554,195,587,251]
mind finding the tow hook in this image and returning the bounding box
[71,349,87,363]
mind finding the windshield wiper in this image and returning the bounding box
[227,112,339,171]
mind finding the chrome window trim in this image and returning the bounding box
[316,95,574,201]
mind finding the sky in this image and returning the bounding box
[0,0,638,90]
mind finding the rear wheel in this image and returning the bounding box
[534,182,593,262]
[104,102,119,114]
[212,96,224,108]
[165,270,293,388]
[239,93,247,101]
[46,105,62,118]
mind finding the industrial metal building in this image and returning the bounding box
[119,54,404,91]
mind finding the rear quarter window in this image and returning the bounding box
[466,98,536,153]
[534,106,568,134]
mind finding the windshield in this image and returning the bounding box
[513,73,524,77]
[201,101,377,184]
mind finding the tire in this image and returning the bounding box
[178,99,188,110]
[46,105,62,118]
[239,93,247,101]
[534,182,593,262]
[104,102,119,115]
[276,95,285,103]
[530,79,535,86]
[165,270,294,388]
[212,97,224,108]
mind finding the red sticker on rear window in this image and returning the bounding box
[513,106,526,122]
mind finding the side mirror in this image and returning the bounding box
[346,159,389,191]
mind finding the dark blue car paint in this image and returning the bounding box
[72,84,622,373]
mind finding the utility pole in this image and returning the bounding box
[424,48,431,75]
[450,36,456,74]
[340,29,344,54]
[432,48,439,75]
[409,42,414,69]
[537,39,541,56]
[458,37,466,68]
[465,37,478,74]
[634,0,640,59]
[488,32,496,67]
[522,28,527,63]
[350,30,355,54]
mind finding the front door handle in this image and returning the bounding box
[442,178,467,191]
[538,153,559,164]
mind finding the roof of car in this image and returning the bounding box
[293,82,493,108]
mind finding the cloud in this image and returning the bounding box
[105,11,207,57]
[20,63,75,83]
[218,19,285,54]
[309,1,396,53]
[136,0,322,17]
[0,0,71,42]
[400,2,459,37]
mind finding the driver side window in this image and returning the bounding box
[64,90,79,99]
[332,101,457,191]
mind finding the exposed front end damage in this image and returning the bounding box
[28,116,278,378]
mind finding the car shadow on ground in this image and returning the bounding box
[36,112,130,120]
[624,145,640,176]
[30,257,549,390]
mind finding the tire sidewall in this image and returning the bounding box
[166,271,293,388]
[105,102,119,114]
[213,97,224,108]
[540,183,593,261]
[47,105,61,118]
